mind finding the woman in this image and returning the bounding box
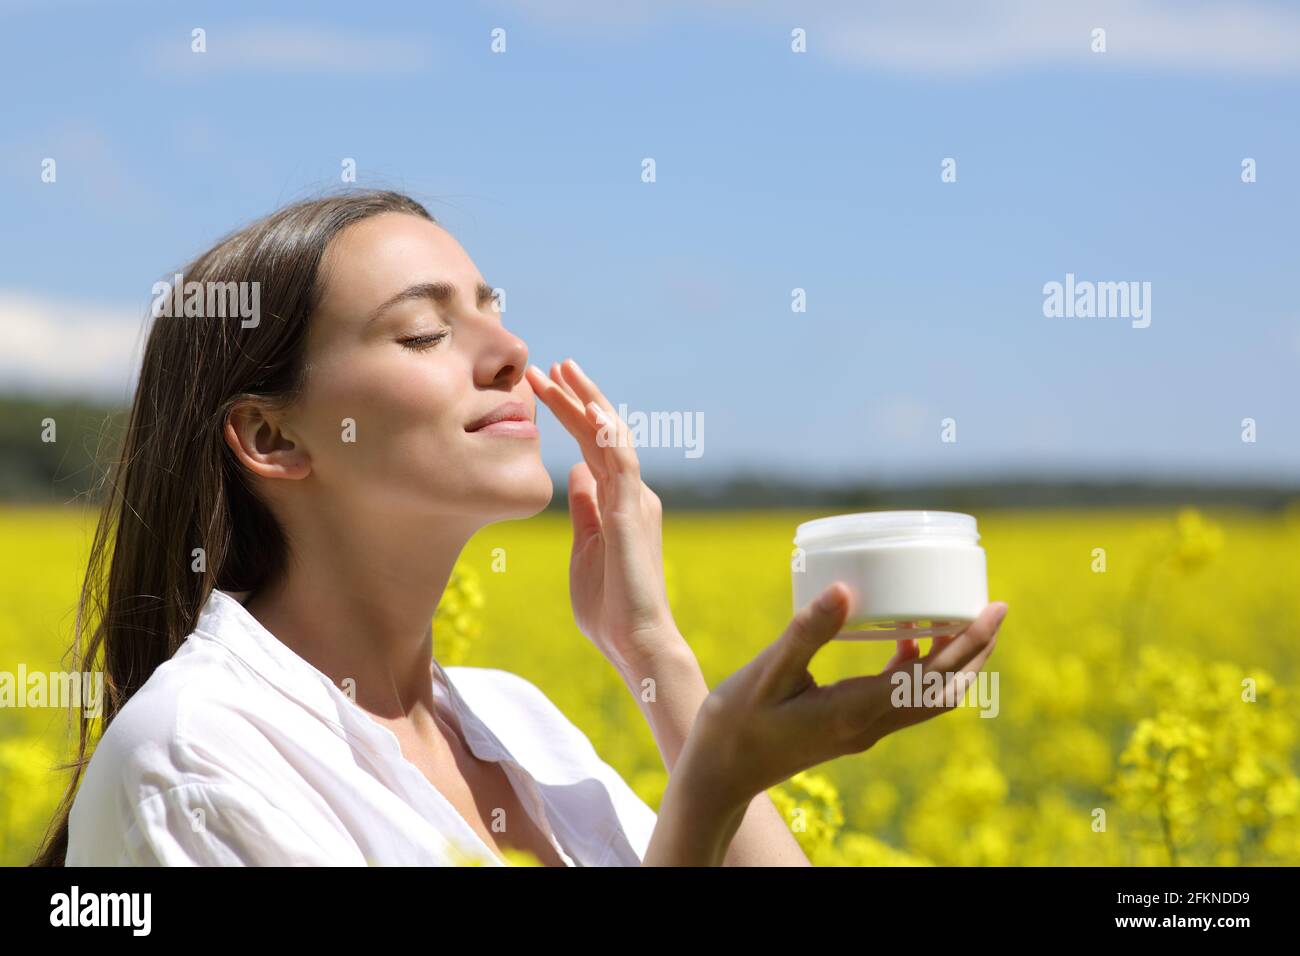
[33,190,1006,867]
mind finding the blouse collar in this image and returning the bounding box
[191,587,510,764]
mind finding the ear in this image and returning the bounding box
[224,399,311,481]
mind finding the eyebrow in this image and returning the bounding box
[366,280,498,325]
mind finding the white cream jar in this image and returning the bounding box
[792,511,988,640]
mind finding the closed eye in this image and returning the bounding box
[398,331,449,350]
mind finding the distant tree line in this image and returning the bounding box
[0,394,125,504]
[0,394,1294,510]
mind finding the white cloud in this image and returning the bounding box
[0,291,147,400]
[147,22,437,76]
[817,0,1300,75]
[498,0,1300,75]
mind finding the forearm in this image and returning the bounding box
[614,640,708,773]
[616,635,811,866]
[642,751,746,866]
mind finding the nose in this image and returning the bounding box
[472,318,529,391]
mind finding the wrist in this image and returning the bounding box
[675,711,749,821]
[613,629,699,687]
[667,739,750,865]
[646,740,748,867]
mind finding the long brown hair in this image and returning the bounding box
[31,189,435,865]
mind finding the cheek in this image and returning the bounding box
[300,351,463,475]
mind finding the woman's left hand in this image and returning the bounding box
[525,359,686,676]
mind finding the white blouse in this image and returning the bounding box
[66,588,658,866]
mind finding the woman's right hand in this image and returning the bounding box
[681,582,1008,821]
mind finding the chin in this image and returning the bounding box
[485,466,554,520]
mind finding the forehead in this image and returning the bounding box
[315,212,480,326]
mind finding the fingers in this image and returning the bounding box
[526,364,610,482]
[757,582,850,701]
[918,603,1005,709]
[542,359,593,416]
[928,628,957,657]
[567,461,602,545]
[556,358,617,418]
[549,361,584,406]
[814,602,1006,747]
[556,359,643,483]
[886,621,919,670]
[885,637,919,671]
[641,484,665,590]
[924,602,1007,675]
[527,361,587,427]
[937,627,998,709]
[534,358,644,512]
[584,400,630,466]
[526,361,579,419]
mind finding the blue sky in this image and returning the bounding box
[1,0,1296,483]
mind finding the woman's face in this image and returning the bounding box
[269,211,552,526]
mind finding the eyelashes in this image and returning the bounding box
[398,331,449,351]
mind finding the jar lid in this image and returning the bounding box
[794,510,979,548]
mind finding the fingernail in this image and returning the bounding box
[817,585,842,611]
[568,358,584,376]
[991,603,1009,627]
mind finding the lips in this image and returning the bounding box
[465,400,535,432]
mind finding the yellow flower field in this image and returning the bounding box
[2,504,1298,866]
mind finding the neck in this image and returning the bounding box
[242,502,481,724]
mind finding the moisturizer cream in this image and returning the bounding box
[792,511,988,640]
